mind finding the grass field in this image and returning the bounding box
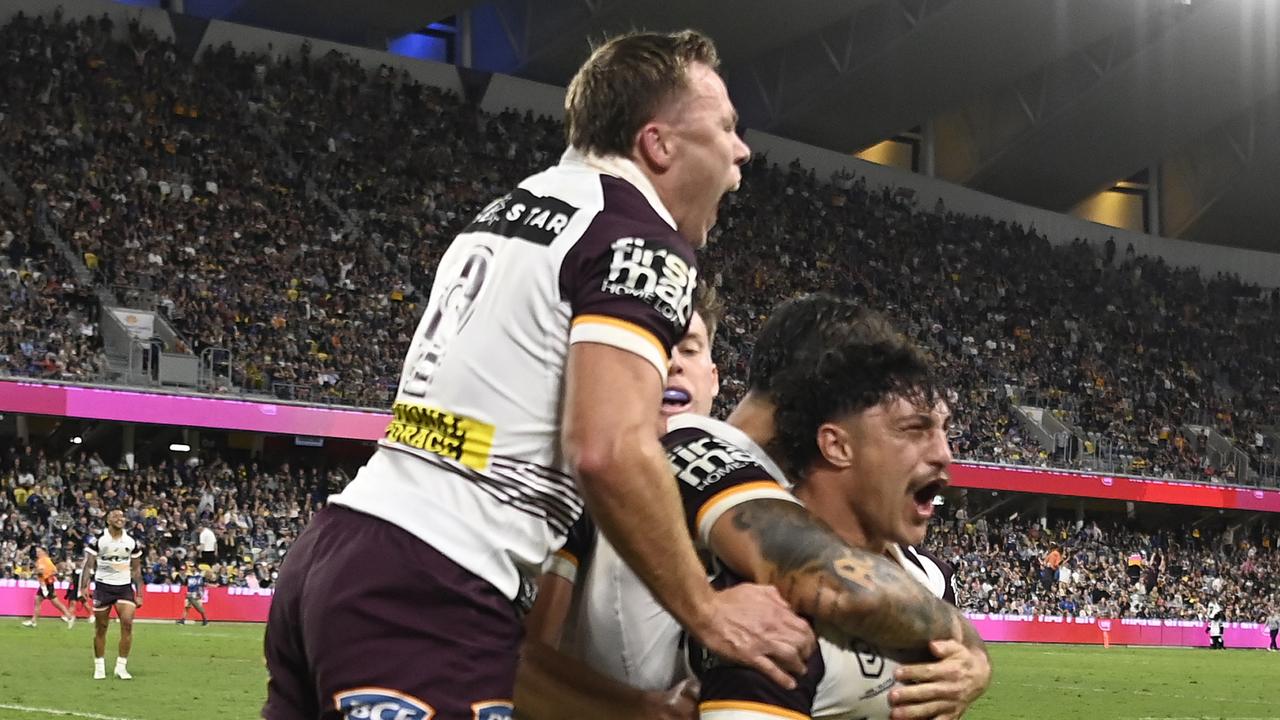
[0,619,1276,719]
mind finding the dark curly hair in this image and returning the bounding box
[748,294,937,479]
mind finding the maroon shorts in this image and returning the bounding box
[92,583,136,610]
[262,505,521,720]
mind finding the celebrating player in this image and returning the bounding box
[21,547,74,629]
[518,295,989,720]
[688,296,988,720]
[80,509,144,680]
[264,29,810,720]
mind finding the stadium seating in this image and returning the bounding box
[1,14,1278,482]
[0,442,334,589]
[932,510,1279,622]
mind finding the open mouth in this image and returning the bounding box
[910,478,948,517]
[662,387,692,413]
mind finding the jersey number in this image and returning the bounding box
[402,245,493,397]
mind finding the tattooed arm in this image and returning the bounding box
[709,498,984,653]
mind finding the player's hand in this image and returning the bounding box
[693,583,815,690]
[134,594,144,609]
[641,678,699,720]
[889,638,991,720]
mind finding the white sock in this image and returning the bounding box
[94,657,105,671]
[115,657,128,670]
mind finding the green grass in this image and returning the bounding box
[0,619,265,720]
[0,620,1276,719]
[971,644,1278,720]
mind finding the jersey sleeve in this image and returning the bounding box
[83,535,98,556]
[130,540,144,560]
[692,624,821,720]
[912,546,959,606]
[664,427,799,548]
[544,513,597,585]
[561,180,698,381]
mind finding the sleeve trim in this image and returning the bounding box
[570,315,669,381]
[695,481,799,547]
[700,700,808,720]
[544,550,579,584]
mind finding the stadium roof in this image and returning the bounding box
[226,0,1280,253]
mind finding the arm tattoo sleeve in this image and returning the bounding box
[728,499,985,653]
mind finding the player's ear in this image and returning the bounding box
[635,120,675,172]
[816,421,854,469]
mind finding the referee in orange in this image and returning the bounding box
[22,548,74,628]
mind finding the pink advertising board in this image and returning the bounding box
[5,580,1271,649]
[0,379,389,440]
[1,580,273,623]
[949,463,1280,513]
[6,379,1280,512]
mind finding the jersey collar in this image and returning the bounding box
[561,148,678,231]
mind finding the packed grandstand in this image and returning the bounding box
[2,10,1278,623]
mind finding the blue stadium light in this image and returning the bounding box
[388,32,448,62]
[426,21,456,34]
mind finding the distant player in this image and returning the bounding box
[176,561,209,626]
[81,509,144,680]
[1267,608,1278,651]
[21,548,74,628]
[1207,612,1225,650]
[63,556,91,622]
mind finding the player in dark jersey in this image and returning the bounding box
[518,295,988,719]
[681,296,985,718]
[176,561,209,626]
[63,557,91,623]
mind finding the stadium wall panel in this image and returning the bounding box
[480,73,566,121]
[744,130,1280,288]
[197,19,464,95]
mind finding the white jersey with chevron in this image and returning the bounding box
[331,149,698,602]
[86,529,141,586]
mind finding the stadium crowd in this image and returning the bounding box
[1,10,1279,483]
[0,441,341,590]
[4,435,1276,626]
[933,508,1280,623]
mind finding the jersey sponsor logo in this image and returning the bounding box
[335,689,434,720]
[669,436,758,491]
[601,237,696,327]
[464,188,577,246]
[384,402,496,471]
[849,640,885,679]
[471,701,514,720]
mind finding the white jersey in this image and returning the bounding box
[551,415,796,691]
[86,529,142,587]
[331,149,698,603]
[696,544,957,720]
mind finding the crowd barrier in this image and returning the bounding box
[1,580,273,623]
[964,613,1274,649]
[4,581,1273,648]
